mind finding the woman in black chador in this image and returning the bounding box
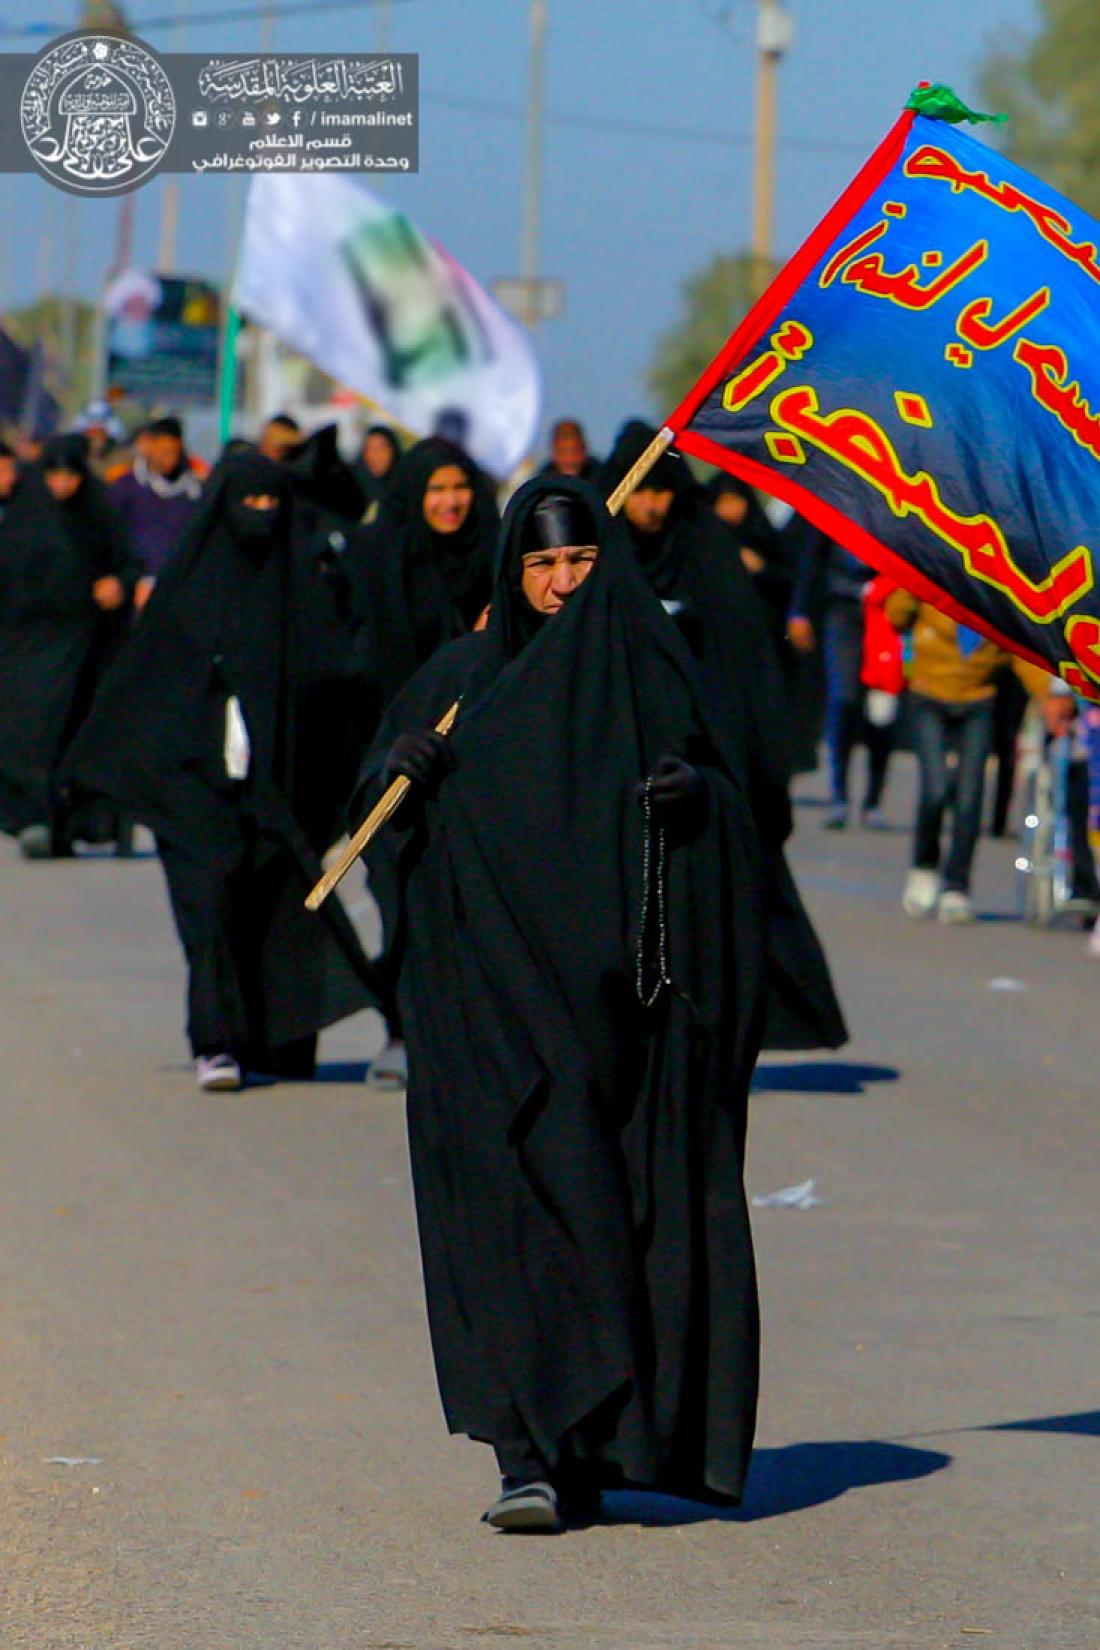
[352,475,768,1531]
[61,453,376,1093]
[0,436,134,857]
[349,434,500,1083]
[601,421,847,1053]
[353,435,500,710]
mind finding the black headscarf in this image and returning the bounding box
[281,423,367,523]
[352,435,500,710]
[598,419,696,597]
[705,470,785,559]
[41,432,134,584]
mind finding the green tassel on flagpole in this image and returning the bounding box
[905,83,1007,126]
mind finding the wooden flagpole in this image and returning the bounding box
[304,424,677,911]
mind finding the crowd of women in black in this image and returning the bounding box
[1,405,849,1533]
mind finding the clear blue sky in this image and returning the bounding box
[0,0,1041,451]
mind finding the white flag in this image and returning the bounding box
[234,174,542,480]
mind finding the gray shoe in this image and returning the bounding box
[482,1479,563,1533]
[19,824,55,859]
[196,1053,242,1092]
[937,890,975,925]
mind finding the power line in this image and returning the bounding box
[425,89,870,156]
[693,0,752,43]
[0,0,418,38]
[0,0,869,157]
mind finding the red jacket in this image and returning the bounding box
[862,576,905,695]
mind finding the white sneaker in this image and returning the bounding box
[902,868,941,918]
[937,890,975,925]
[366,1040,407,1091]
[196,1053,242,1092]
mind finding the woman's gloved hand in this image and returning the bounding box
[385,728,456,795]
[637,753,706,820]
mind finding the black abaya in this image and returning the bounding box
[0,464,126,837]
[61,453,376,1068]
[600,424,848,1053]
[353,475,766,1500]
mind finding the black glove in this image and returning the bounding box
[637,754,705,820]
[385,728,456,795]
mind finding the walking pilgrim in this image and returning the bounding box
[601,422,847,1052]
[349,434,501,1086]
[349,472,772,1530]
[0,436,136,859]
[61,451,376,1092]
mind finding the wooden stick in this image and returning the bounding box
[604,425,675,516]
[304,700,460,911]
[307,427,676,913]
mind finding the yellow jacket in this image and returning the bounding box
[884,591,1050,704]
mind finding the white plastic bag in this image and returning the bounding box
[223,695,251,781]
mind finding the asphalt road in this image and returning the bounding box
[1,755,1097,1650]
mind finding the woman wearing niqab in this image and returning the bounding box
[60,452,376,1092]
[351,474,768,1530]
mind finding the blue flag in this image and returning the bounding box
[667,103,1100,702]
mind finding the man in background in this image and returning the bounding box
[110,415,204,612]
[541,418,599,482]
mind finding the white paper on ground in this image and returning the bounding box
[752,1178,824,1211]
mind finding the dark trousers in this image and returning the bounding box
[823,599,892,808]
[159,836,316,1074]
[911,693,994,893]
[159,839,255,1059]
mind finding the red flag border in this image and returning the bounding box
[667,103,1057,682]
[676,433,1054,677]
[665,107,916,435]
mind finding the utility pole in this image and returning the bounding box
[750,0,794,299]
[521,0,547,330]
[376,0,391,52]
[158,0,185,274]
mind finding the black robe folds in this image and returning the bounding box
[281,425,380,855]
[0,466,128,837]
[601,423,847,1053]
[60,454,375,1064]
[354,476,767,1501]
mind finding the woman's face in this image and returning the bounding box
[422,464,473,534]
[520,545,599,614]
[364,433,396,477]
[623,486,675,535]
[45,468,82,502]
[714,489,749,528]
